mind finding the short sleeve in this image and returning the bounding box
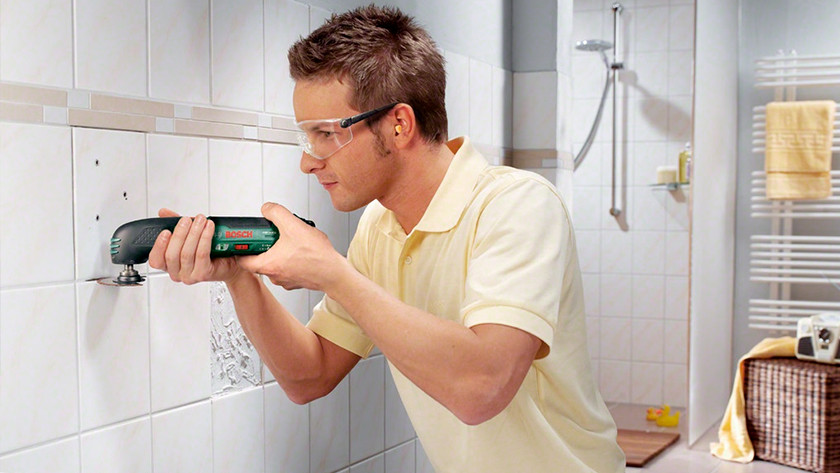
[460,177,571,359]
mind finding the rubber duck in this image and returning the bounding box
[646,407,663,421]
[655,405,680,427]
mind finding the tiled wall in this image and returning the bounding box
[0,1,511,472]
[571,0,694,408]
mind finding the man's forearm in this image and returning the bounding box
[325,260,539,425]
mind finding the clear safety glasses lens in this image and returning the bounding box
[295,119,354,160]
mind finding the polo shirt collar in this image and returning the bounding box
[412,136,488,233]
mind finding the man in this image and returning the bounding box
[149,5,624,472]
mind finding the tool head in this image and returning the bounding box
[94,264,145,287]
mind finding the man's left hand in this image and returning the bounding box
[237,202,344,291]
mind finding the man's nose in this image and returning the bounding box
[300,151,324,174]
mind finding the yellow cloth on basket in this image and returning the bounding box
[765,100,835,200]
[710,336,797,463]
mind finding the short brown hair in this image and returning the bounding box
[288,5,447,144]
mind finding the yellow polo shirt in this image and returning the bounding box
[308,137,625,473]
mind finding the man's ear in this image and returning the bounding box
[392,103,417,148]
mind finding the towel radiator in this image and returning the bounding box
[748,51,840,332]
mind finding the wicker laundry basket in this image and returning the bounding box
[743,357,840,473]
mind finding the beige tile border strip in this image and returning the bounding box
[0,81,558,169]
[0,102,43,123]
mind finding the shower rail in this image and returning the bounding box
[747,51,840,333]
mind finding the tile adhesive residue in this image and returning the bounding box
[210,282,261,394]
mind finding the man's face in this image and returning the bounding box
[293,79,395,212]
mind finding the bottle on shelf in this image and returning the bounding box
[678,142,692,184]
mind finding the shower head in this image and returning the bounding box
[575,39,613,52]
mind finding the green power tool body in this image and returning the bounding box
[108,215,315,286]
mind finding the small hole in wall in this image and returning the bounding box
[95,159,99,166]
[95,215,99,221]
[123,192,127,200]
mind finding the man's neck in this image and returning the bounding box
[379,142,455,234]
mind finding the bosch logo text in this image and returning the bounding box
[225,230,253,239]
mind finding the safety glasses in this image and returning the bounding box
[295,102,399,160]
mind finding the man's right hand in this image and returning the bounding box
[148,208,243,285]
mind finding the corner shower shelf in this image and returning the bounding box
[649,182,690,191]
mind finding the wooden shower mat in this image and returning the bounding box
[616,429,681,467]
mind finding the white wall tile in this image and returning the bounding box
[599,317,631,360]
[209,139,262,215]
[599,230,632,274]
[664,276,688,320]
[665,231,689,275]
[573,143,603,187]
[0,0,72,87]
[0,285,78,453]
[665,191,690,231]
[0,124,73,286]
[73,128,147,281]
[265,0,310,116]
[663,363,687,407]
[310,377,350,473]
[0,437,79,473]
[664,320,688,364]
[491,67,513,148]
[148,134,209,218]
[667,95,693,143]
[149,0,210,103]
[513,71,557,149]
[586,316,600,360]
[581,274,601,316]
[444,50,470,140]
[575,230,601,273]
[385,441,415,473]
[634,52,669,98]
[669,5,695,51]
[152,401,212,473]
[213,387,265,473]
[309,174,350,256]
[630,362,663,405]
[75,0,147,96]
[263,143,308,217]
[77,281,150,430]
[81,418,152,473]
[599,273,633,317]
[211,0,264,110]
[632,275,665,319]
[668,51,694,96]
[572,54,608,101]
[351,357,385,463]
[631,231,665,274]
[634,97,669,141]
[265,382,309,473]
[149,275,211,411]
[469,59,493,145]
[632,187,667,231]
[632,318,664,362]
[351,454,385,473]
[571,187,601,230]
[572,10,605,45]
[632,141,668,187]
[634,6,669,53]
[385,365,414,449]
[599,360,631,403]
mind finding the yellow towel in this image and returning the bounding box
[765,100,835,200]
[710,336,796,463]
